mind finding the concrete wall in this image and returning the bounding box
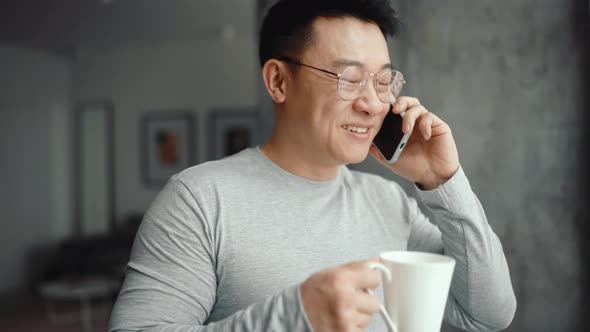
[386,2,587,331]
[257,1,589,331]
[0,46,72,292]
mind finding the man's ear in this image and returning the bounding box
[261,59,288,104]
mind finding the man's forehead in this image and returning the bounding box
[331,58,392,71]
[306,17,391,69]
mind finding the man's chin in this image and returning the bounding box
[340,149,370,165]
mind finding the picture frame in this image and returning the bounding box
[141,111,195,187]
[208,109,260,161]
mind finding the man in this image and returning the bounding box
[109,0,516,331]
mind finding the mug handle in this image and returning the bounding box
[367,262,397,332]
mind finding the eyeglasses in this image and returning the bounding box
[278,56,405,103]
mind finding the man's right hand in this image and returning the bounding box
[300,259,382,332]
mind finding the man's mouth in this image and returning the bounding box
[342,125,369,134]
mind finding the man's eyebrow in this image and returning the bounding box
[332,59,392,70]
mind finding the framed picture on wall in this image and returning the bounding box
[208,109,260,161]
[141,111,195,187]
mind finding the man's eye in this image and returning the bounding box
[342,79,360,84]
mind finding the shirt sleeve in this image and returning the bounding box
[406,166,517,331]
[108,176,312,332]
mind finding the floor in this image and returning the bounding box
[0,294,112,332]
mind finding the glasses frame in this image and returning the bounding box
[277,56,406,103]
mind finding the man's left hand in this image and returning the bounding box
[369,96,459,190]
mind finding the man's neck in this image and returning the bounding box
[260,135,340,181]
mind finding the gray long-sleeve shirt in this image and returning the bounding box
[109,147,516,331]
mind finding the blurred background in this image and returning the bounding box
[0,0,587,331]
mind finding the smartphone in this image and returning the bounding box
[372,103,412,164]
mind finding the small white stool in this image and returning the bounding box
[39,278,119,332]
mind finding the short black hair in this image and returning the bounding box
[258,0,400,67]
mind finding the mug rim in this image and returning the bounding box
[379,250,455,265]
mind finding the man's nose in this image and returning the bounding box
[354,77,386,116]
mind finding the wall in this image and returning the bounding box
[0,46,72,292]
[75,33,258,224]
[361,1,587,331]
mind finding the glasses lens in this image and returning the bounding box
[390,70,405,99]
[376,70,394,103]
[338,66,364,101]
[338,67,405,103]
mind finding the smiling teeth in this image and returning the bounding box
[342,125,368,133]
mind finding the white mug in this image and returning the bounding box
[368,251,456,332]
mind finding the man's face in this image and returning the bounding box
[283,16,391,166]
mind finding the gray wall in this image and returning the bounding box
[0,46,72,292]
[257,1,588,331]
[385,2,588,331]
[75,36,258,224]
[71,0,259,225]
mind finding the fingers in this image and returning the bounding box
[392,96,420,114]
[355,291,381,314]
[420,112,449,140]
[354,311,375,329]
[343,260,382,290]
[420,112,434,140]
[392,97,426,133]
[301,259,383,332]
[402,105,428,133]
[393,97,447,139]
